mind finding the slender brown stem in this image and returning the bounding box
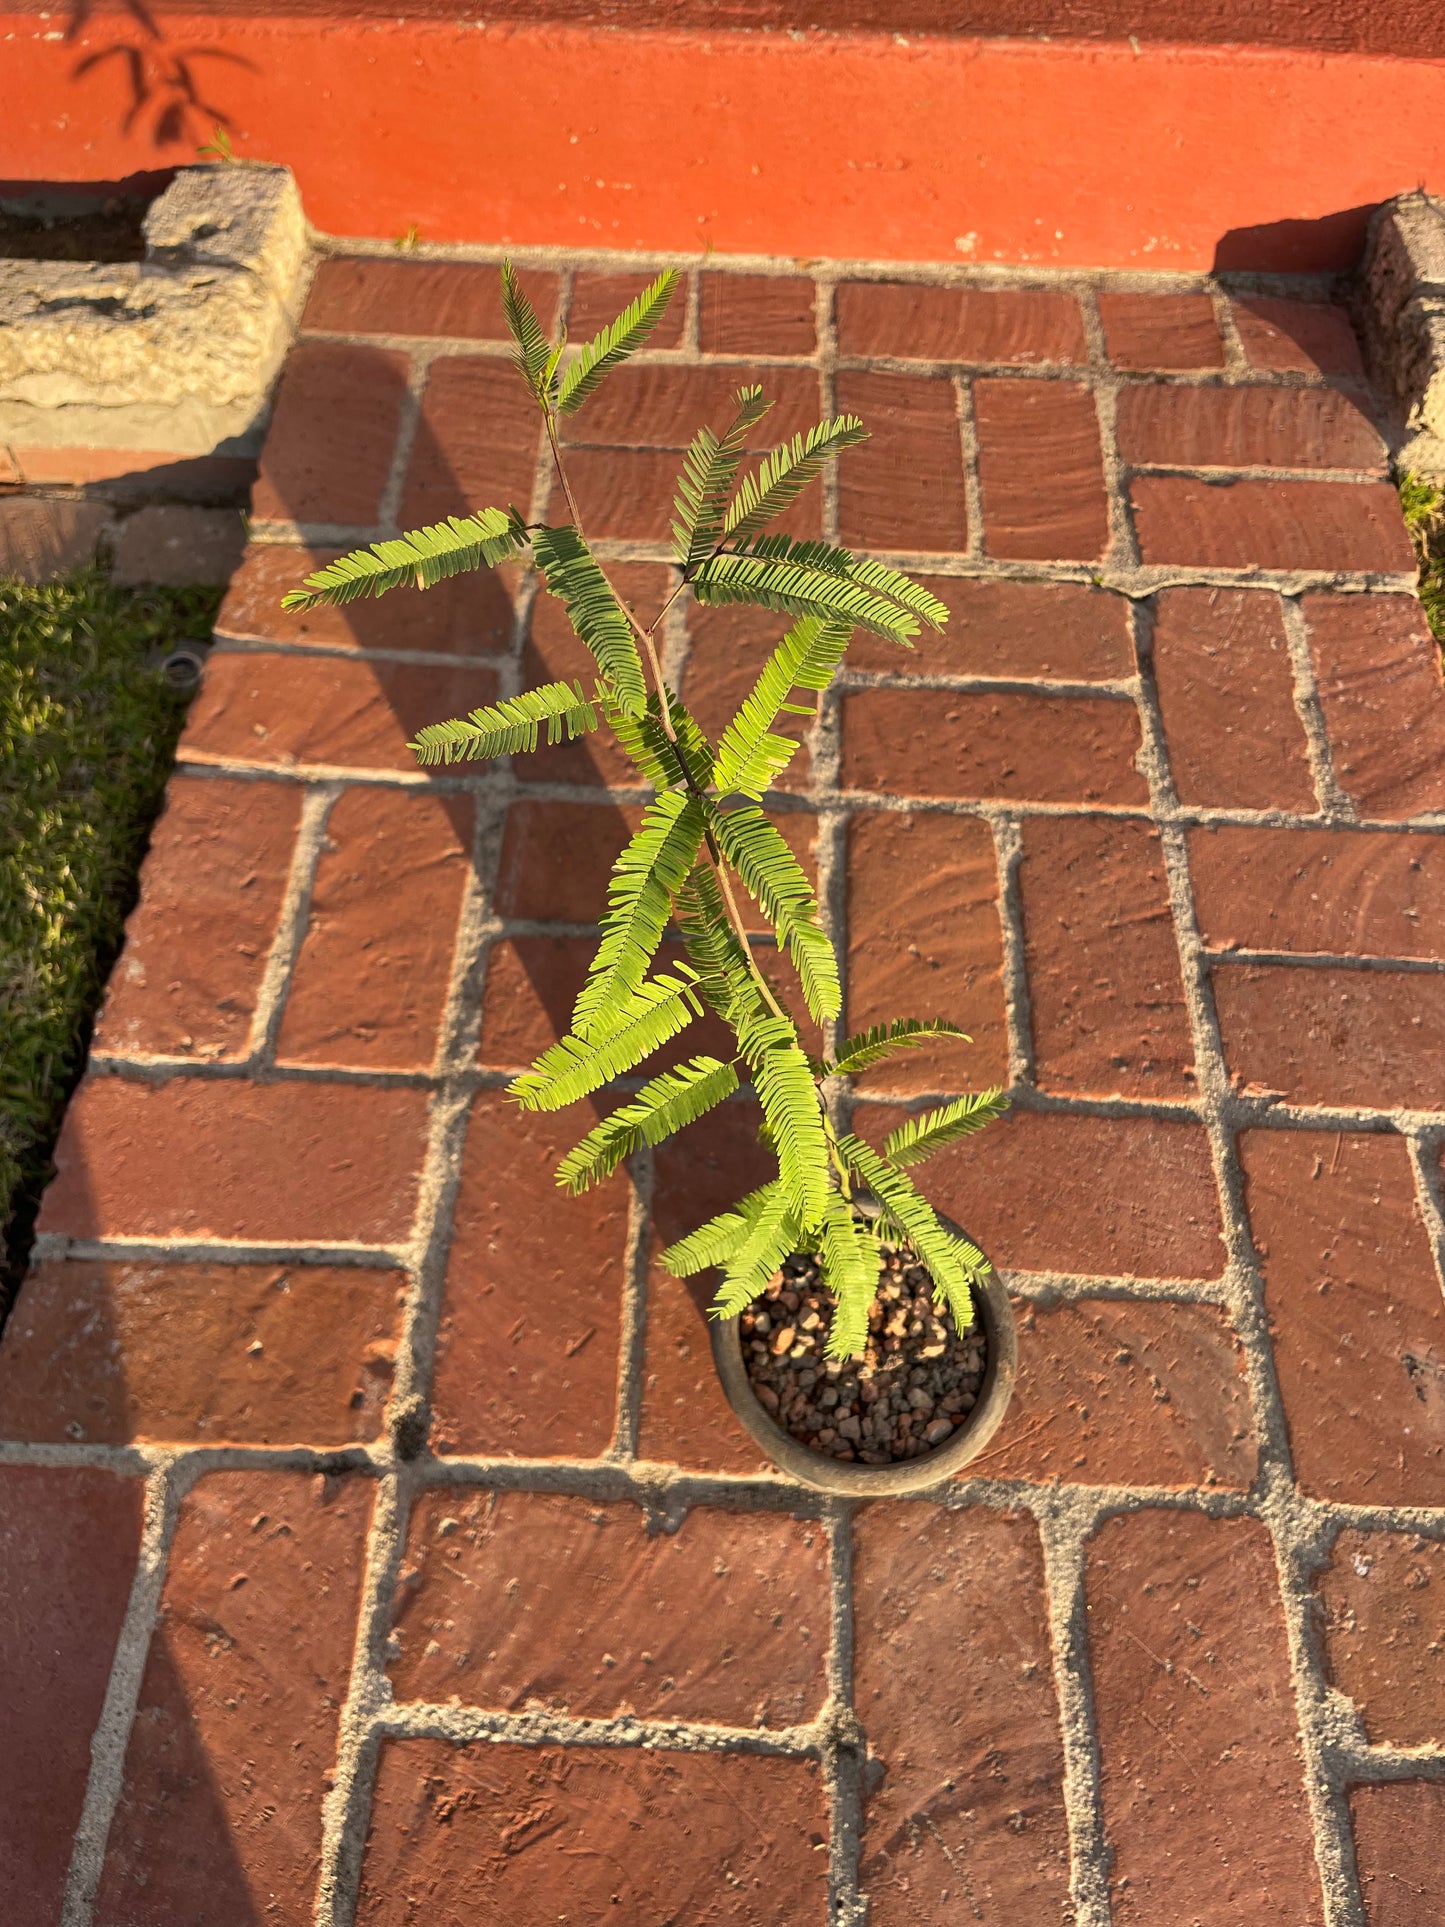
[712,853,791,1025]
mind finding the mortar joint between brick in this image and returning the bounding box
[952,372,987,562]
[609,1148,655,1462]
[248,780,342,1068]
[1278,595,1358,822]
[59,1461,183,1927]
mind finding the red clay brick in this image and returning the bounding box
[550,444,752,541]
[835,369,969,552]
[182,652,498,773]
[1213,962,1445,1111]
[1303,593,1445,819]
[355,1741,827,1926]
[519,560,672,787]
[1239,1129,1445,1506]
[842,687,1148,805]
[1132,476,1415,571]
[277,789,472,1072]
[836,281,1085,365]
[1189,824,1445,958]
[391,1489,829,1725]
[1019,815,1194,1098]
[1231,296,1364,376]
[494,798,639,922]
[642,1100,775,1475]
[430,1090,629,1458]
[559,362,818,451]
[1098,292,1224,371]
[976,1296,1257,1488]
[400,356,543,527]
[974,377,1110,561]
[1316,1529,1445,1749]
[1350,1781,1445,1925]
[677,602,813,795]
[700,272,816,356]
[477,935,593,1070]
[854,1503,1070,1922]
[1088,1509,1322,1927]
[848,574,1133,680]
[1151,588,1316,811]
[251,342,408,526]
[92,776,299,1062]
[856,1103,1225,1280]
[38,1075,429,1245]
[0,1258,403,1446]
[569,268,685,348]
[304,257,557,339]
[0,1466,143,1924]
[845,811,1008,1095]
[95,1470,372,1926]
[1116,382,1386,472]
[216,543,519,656]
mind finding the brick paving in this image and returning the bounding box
[2,248,1444,1924]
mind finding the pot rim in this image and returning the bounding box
[708,1200,1017,1497]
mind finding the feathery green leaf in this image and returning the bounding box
[710,1184,802,1319]
[709,802,840,1024]
[739,1013,830,1234]
[725,417,869,542]
[671,386,773,572]
[692,535,923,644]
[572,793,708,1036]
[557,269,680,415]
[674,863,769,1028]
[280,509,523,612]
[818,1017,973,1079]
[531,524,648,716]
[846,555,950,630]
[502,260,555,400]
[712,615,849,799]
[410,679,599,765]
[663,1180,780,1277]
[836,1133,988,1336]
[508,967,704,1112]
[555,1056,740,1194]
[819,1192,880,1359]
[882,1090,1010,1169]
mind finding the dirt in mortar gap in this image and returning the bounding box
[739,1241,987,1465]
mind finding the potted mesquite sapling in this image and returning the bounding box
[282,264,1017,1492]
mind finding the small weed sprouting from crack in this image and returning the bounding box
[1399,470,1445,642]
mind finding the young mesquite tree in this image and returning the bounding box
[283,265,1008,1359]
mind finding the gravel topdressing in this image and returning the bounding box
[737,1237,987,1465]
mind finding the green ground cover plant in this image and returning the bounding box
[0,568,217,1297]
[1400,471,1445,641]
[285,267,1007,1358]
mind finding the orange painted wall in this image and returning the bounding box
[3,14,1444,269]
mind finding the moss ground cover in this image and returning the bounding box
[0,568,219,1303]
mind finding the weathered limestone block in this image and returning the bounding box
[0,165,308,457]
[1362,190,1445,478]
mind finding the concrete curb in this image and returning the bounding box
[0,164,308,461]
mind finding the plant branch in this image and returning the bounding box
[710,849,791,1026]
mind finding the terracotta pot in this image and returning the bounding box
[709,1206,1017,1496]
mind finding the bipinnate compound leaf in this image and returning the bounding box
[280,509,524,611]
